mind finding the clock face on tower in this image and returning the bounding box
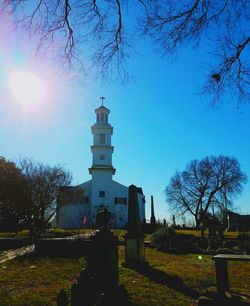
[99,154,105,160]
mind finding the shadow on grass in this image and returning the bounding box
[130,263,200,300]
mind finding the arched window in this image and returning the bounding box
[105,114,108,122]
[101,113,104,122]
[97,114,100,123]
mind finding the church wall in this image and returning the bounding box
[57,180,92,228]
[111,181,146,228]
[91,171,113,224]
[58,204,91,228]
[112,181,128,228]
[138,193,146,223]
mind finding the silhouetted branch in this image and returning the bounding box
[1,0,250,102]
[141,0,250,104]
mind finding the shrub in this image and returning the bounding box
[151,227,175,250]
[197,238,208,250]
[233,245,240,253]
[216,248,234,254]
[222,239,236,250]
[169,234,195,252]
[236,233,250,254]
[208,238,223,250]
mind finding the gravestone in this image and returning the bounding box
[150,195,156,225]
[70,209,121,306]
[208,216,217,236]
[125,185,145,264]
[172,215,176,227]
[200,223,205,237]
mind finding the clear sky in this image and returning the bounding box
[0,12,250,223]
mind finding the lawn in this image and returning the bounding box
[0,247,250,306]
[0,230,31,239]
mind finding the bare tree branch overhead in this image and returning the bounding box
[1,0,250,104]
[141,0,250,104]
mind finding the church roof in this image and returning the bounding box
[137,187,144,195]
[228,210,250,218]
[95,105,110,112]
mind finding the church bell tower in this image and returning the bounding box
[89,97,116,222]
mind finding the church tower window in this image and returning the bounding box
[101,113,104,122]
[99,133,105,144]
[99,191,105,198]
[97,114,100,123]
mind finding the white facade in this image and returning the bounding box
[57,104,145,229]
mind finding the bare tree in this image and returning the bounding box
[19,158,72,234]
[1,1,250,103]
[165,155,247,229]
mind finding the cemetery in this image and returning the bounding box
[1,1,250,305]
[0,105,250,305]
[1,184,250,305]
[1,136,250,305]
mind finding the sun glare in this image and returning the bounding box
[8,70,45,105]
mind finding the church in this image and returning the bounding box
[56,99,146,229]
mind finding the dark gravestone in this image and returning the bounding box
[200,223,205,238]
[125,185,145,264]
[208,216,217,236]
[172,215,176,227]
[150,195,156,225]
[87,223,118,291]
[70,209,124,306]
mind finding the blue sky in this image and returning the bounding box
[0,13,250,223]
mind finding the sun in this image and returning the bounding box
[8,70,45,105]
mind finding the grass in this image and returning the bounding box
[0,230,30,239]
[0,247,250,305]
[0,255,86,305]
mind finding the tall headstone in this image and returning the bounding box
[172,215,176,227]
[71,209,119,306]
[125,185,145,264]
[150,195,156,225]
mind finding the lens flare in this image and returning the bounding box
[8,70,45,105]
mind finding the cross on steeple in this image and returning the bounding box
[100,96,105,106]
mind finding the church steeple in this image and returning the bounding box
[95,105,109,124]
[89,97,116,175]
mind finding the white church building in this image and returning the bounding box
[56,100,146,229]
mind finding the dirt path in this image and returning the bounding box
[70,230,96,239]
[0,245,35,264]
[0,231,96,264]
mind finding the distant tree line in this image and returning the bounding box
[0,156,71,236]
